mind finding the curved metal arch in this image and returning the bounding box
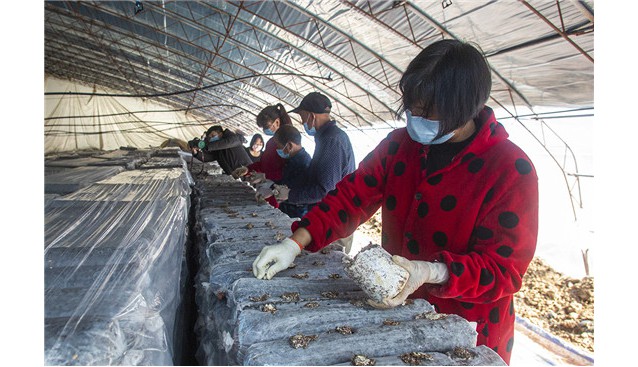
[62,0,147,97]
[47,3,299,126]
[49,2,396,133]
[349,1,592,106]
[404,0,588,220]
[43,33,260,129]
[146,1,378,132]
[338,0,423,49]
[48,2,277,102]
[282,0,405,75]
[45,5,237,105]
[187,2,397,131]
[405,1,534,107]
[211,1,400,126]
[45,2,295,129]
[519,0,594,63]
[48,1,388,134]
[141,2,308,112]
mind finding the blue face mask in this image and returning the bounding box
[405,110,454,145]
[303,122,316,136]
[276,148,290,159]
[263,128,275,136]
[208,136,220,143]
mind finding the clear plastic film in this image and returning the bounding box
[45,1,593,153]
[192,173,505,366]
[44,158,192,365]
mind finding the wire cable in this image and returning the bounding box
[44,103,255,121]
[44,72,332,98]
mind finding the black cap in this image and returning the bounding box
[290,92,332,114]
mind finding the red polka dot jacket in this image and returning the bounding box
[292,106,538,364]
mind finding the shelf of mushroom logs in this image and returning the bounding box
[192,172,507,366]
[356,210,594,366]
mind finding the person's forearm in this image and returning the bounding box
[287,183,327,205]
[290,227,312,249]
[205,134,241,151]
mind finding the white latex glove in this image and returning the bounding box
[253,238,302,280]
[255,180,275,202]
[272,184,290,202]
[232,166,249,179]
[249,172,267,185]
[367,255,449,309]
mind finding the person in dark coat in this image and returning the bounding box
[191,125,253,175]
[255,124,312,219]
[245,134,264,163]
[252,40,538,365]
[285,92,356,208]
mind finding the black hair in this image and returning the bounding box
[398,39,492,137]
[249,134,264,150]
[256,103,293,129]
[274,124,302,146]
[206,125,224,136]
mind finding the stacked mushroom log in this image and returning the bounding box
[193,174,506,366]
[44,150,192,365]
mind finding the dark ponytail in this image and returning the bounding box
[257,103,293,128]
[275,103,292,126]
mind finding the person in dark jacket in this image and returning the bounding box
[252,40,538,365]
[245,134,264,163]
[255,125,312,219]
[191,125,253,175]
[286,92,356,207]
[271,91,357,252]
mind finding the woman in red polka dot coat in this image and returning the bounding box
[253,39,538,365]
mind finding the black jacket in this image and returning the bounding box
[195,129,253,174]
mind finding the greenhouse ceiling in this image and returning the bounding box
[44,0,594,135]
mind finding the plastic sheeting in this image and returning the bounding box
[44,77,213,155]
[192,173,505,366]
[44,1,594,154]
[45,166,126,195]
[44,150,192,365]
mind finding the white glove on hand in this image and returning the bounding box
[232,166,249,179]
[272,184,290,202]
[253,238,302,280]
[249,172,267,185]
[255,180,275,202]
[367,255,449,309]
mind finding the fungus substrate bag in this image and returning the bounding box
[342,244,409,303]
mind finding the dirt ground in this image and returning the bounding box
[357,211,594,354]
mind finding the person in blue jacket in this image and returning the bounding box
[286,92,356,207]
[288,92,356,252]
[260,124,313,218]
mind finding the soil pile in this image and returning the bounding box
[515,257,594,353]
